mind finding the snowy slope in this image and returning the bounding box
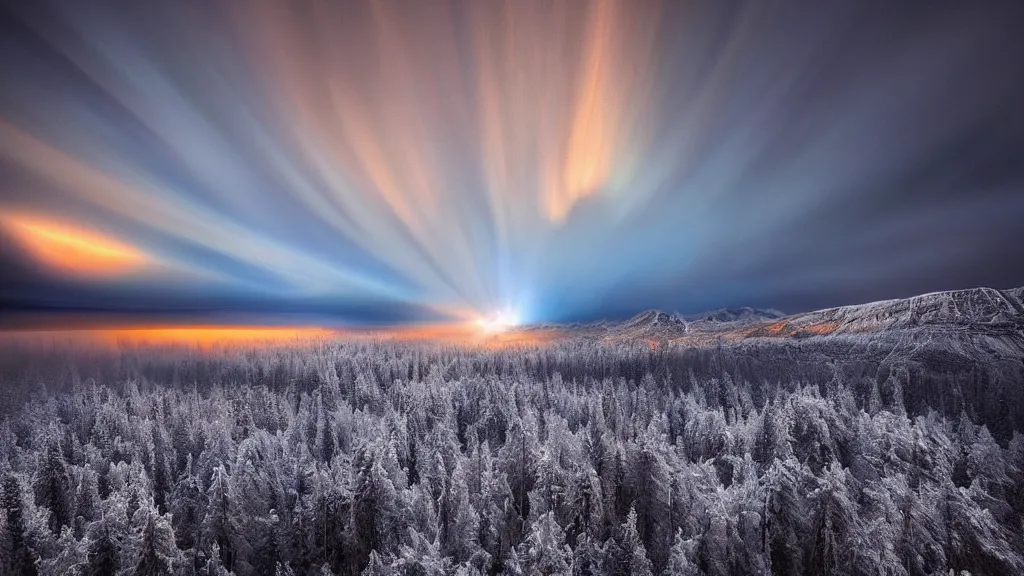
[541,286,1024,346]
[754,286,1024,337]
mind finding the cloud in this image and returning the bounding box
[1,0,1022,326]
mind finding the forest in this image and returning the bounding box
[1,335,1022,575]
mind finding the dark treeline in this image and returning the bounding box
[1,337,1022,575]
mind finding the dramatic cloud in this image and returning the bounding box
[1,213,147,276]
[1,0,1023,325]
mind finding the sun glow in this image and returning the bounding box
[476,309,521,333]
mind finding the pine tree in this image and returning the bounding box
[440,461,479,564]
[478,452,517,569]
[199,466,236,572]
[33,442,72,535]
[199,542,231,576]
[168,463,205,552]
[81,492,131,576]
[360,550,389,576]
[74,466,101,536]
[394,527,449,575]
[498,415,540,523]
[528,447,568,526]
[664,529,701,576]
[350,444,400,572]
[40,525,87,576]
[625,439,671,569]
[518,512,571,576]
[764,457,807,575]
[147,423,174,514]
[806,464,856,576]
[569,533,603,576]
[3,473,40,576]
[620,508,653,576]
[124,497,182,576]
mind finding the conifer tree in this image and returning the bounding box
[3,473,40,576]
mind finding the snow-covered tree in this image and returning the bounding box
[4,473,44,576]
[664,529,701,576]
[518,512,571,576]
[122,497,182,576]
[0,332,1022,576]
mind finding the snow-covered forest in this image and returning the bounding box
[1,337,1022,575]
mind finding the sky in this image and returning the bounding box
[2,0,1024,327]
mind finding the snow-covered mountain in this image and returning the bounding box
[774,287,1024,335]
[682,306,786,324]
[551,286,1024,343]
[619,309,686,330]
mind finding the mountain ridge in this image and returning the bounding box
[522,286,1024,344]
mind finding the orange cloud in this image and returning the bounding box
[547,0,659,222]
[553,0,617,221]
[1,214,146,277]
[1,323,561,351]
[92,326,334,347]
[0,326,338,351]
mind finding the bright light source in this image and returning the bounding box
[476,309,520,333]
